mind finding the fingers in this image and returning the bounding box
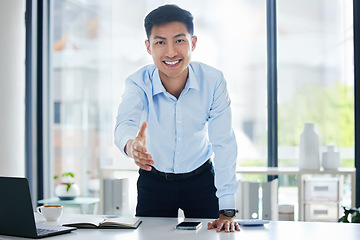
[216,222,224,232]
[133,152,152,171]
[132,139,148,153]
[207,221,215,229]
[132,145,153,171]
[217,221,234,233]
[132,146,151,160]
[234,222,240,231]
[133,149,153,164]
[207,220,223,231]
[224,221,239,232]
[135,160,152,171]
[208,220,240,233]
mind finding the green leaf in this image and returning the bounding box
[66,183,71,192]
[338,215,349,223]
[61,172,75,178]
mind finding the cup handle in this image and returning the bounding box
[36,206,42,214]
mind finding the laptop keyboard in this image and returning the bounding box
[37,228,59,236]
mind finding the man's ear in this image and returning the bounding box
[145,39,151,55]
[191,36,197,51]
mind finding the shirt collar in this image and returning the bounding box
[152,69,165,96]
[186,64,200,91]
[152,64,200,97]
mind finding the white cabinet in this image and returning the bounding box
[304,178,341,201]
[236,167,356,221]
[302,177,343,222]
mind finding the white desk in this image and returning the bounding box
[1,214,360,240]
[236,167,356,220]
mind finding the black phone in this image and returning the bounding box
[175,221,202,230]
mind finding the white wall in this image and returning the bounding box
[0,0,25,177]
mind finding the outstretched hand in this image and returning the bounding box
[126,122,154,171]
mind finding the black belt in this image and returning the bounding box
[150,159,212,181]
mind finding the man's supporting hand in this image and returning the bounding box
[207,214,240,233]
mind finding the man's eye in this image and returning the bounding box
[155,41,165,45]
[176,39,185,43]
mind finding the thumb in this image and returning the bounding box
[136,122,147,142]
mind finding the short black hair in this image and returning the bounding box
[144,4,194,39]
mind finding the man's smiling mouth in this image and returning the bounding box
[163,60,181,66]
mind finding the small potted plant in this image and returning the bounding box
[54,172,80,200]
[338,206,360,223]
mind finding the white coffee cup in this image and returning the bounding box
[37,205,63,221]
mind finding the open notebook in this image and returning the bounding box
[62,216,142,229]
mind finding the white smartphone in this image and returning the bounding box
[175,221,202,230]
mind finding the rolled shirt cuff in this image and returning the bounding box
[218,194,236,211]
[115,133,133,157]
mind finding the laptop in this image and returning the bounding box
[0,176,76,238]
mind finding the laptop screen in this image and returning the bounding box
[0,176,38,238]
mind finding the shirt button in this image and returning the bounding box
[177,120,181,124]
[178,137,181,141]
[177,152,180,154]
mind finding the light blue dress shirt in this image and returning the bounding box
[114,61,238,210]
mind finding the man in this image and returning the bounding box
[114,4,239,233]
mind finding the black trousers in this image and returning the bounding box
[136,164,219,218]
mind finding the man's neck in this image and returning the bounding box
[159,70,188,99]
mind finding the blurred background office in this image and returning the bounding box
[0,0,358,221]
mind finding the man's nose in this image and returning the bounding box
[165,43,177,57]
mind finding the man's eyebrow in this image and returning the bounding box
[174,33,186,38]
[153,36,166,40]
[153,33,187,40]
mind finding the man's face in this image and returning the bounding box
[145,21,197,82]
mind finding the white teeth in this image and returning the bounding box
[164,60,179,65]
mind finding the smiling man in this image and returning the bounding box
[114,5,239,233]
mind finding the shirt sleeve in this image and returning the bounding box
[208,73,238,210]
[114,77,147,156]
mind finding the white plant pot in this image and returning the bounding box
[55,183,80,200]
[322,145,340,170]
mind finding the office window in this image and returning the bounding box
[276,0,354,208]
[277,0,354,169]
[47,0,116,198]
